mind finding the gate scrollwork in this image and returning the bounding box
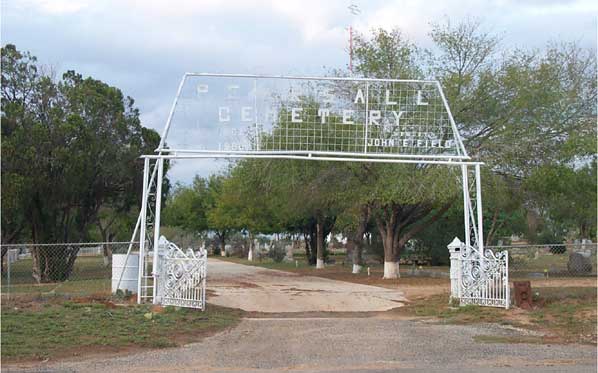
[159,238,207,310]
[460,246,509,308]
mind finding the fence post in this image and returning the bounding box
[152,158,164,304]
[5,249,20,301]
[7,251,11,301]
[505,250,510,309]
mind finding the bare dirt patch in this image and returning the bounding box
[207,259,406,312]
[291,265,450,299]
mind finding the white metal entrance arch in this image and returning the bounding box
[122,74,509,309]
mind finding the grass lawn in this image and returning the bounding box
[1,300,242,362]
[4,256,110,284]
[397,286,597,345]
[2,256,115,297]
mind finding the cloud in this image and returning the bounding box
[20,0,91,14]
[2,0,596,183]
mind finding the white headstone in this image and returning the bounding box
[7,249,19,264]
[283,244,293,262]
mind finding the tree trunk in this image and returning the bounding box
[247,232,254,261]
[1,246,7,276]
[97,217,116,267]
[316,213,325,269]
[382,227,399,279]
[302,232,312,264]
[384,261,399,278]
[31,244,80,283]
[101,232,115,267]
[102,243,112,267]
[218,231,226,257]
[579,222,588,240]
[526,209,540,239]
[350,205,369,274]
[31,216,44,283]
[374,206,400,279]
[485,209,500,247]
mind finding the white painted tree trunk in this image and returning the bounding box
[352,264,363,274]
[316,258,325,269]
[247,247,253,261]
[220,250,226,257]
[383,261,399,279]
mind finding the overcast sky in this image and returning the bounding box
[2,0,596,184]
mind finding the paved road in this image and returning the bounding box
[5,260,596,372]
[206,259,407,312]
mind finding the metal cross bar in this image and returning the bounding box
[140,153,483,166]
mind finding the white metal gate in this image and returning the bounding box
[157,237,207,310]
[460,247,509,308]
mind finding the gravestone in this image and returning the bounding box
[221,244,231,257]
[283,244,294,262]
[568,252,592,275]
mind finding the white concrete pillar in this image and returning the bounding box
[447,237,463,302]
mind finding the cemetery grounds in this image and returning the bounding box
[0,246,596,369]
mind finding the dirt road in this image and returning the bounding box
[6,260,596,373]
[206,259,407,312]
[12,317,596,372]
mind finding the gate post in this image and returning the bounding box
[447,237,463,302]
[461,165,471,251]
[474,164,484,253]
[152,158,164,304]
[137,157,150,304]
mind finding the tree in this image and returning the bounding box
[209,159,282,260]
[206,174,235,255]
[427,19,596,243]
[349,29,461,278]
[252,97,352,267]
[524,162,597,241]
[217,157,342,266]
[1,44,163,282]
[336,203,370,273]
[480,170,526,246]
[353,28,422,79]
[163,177,210,235]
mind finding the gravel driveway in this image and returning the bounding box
[9,317,596,372]
[5,260,596,372]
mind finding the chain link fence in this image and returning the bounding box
[1,242,138,304]
[1,241,594,305]
[487,243,597,278]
